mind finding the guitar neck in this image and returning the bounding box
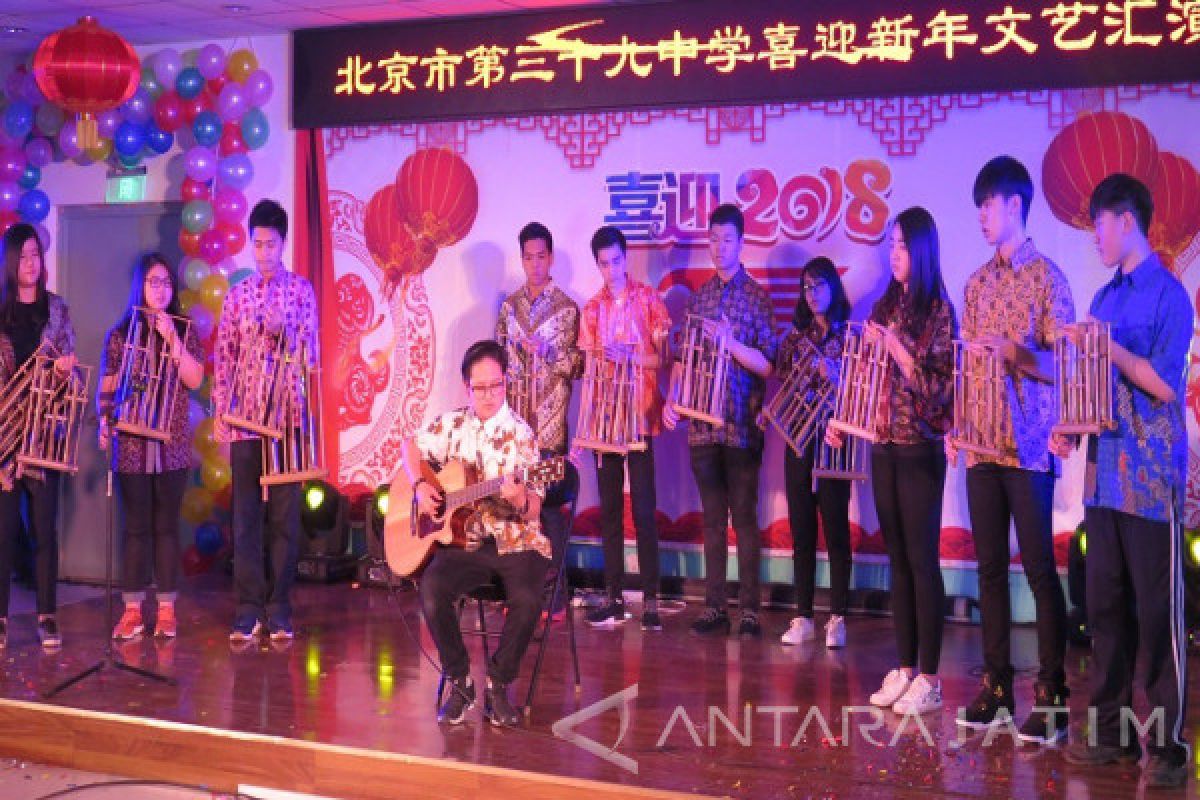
[443,467,523,511]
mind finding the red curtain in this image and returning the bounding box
[294,128,340,488]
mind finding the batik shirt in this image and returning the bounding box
[579,280,671,437]
[99,320,203,474]
[415,403,551,558]
[961,238,1075,471]
[213,268,319,443]
[1084,254,1192,522]
[495,282,582,455]
[680,267,776,451]
[869,293,957,445]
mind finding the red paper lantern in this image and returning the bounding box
[394,148,479,248]
[1041,111,1160,232]
[1149,151,1200,269]
[32,16,139,150]
[364,184,437,295]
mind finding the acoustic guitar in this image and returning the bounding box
[383,456,565,578]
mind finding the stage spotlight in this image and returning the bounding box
[1186,529,1200,569]
[358,483,409,588]
[297,479,355,581]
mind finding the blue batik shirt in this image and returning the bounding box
[681,266,776,451]
[1084,253,1193,522]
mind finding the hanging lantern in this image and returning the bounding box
[32,16,139,151]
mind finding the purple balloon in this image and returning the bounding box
[215,83,247,122]
[197,44,227,81]
[154,48,183,88]
[0,149,24,183]
[5,71,24,102]
[21,72,44,106]
[0,182,19,213]
[189,304,215,340]
[57,120,81,159]
[184,146,217,182]
[25,137,53,169]
[217,153,253,190]
[97,109,121,139]
[121,88,152,124]
[244,70,273,107]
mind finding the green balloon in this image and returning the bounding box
[140,65,162,98]
[240,108,269,151]
[182,199,213,234]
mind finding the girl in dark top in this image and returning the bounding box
[0,223,77,650]
[827,207,957,715]
[99,254,203,640]
[763,257,854,649]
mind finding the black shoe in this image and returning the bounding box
[1017,683,1069,745]
[585,600,627,627]
[641,610,663,631]
[438,676,476,725]
[690,608,730,636]
[1146,754,1187,789]
[485,679,521,727]
[957,673,1014,729]
[738,612,762,638]
[37,617,61,649]
[1062,740,1142,766]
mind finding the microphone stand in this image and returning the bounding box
[44,418,174,698]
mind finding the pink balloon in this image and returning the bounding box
[184,146,217,182]
[0,182,19,213]
[212,185,246,224]
[0,149,25,183]
[199,228,227,263]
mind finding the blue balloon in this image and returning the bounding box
[240,107,269,151]
[175,67,205,101]
[145,123,173,155]
[192,110,221,148]
[17,164,40,190]
[17,189,49,223]
[4,100,33,139]
[194,522,222,556]
[113,121,146,157]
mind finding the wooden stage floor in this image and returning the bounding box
[0,575,1194,799]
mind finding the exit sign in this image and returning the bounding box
[105,169,147,203]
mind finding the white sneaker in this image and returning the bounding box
[892,674,943,715]
[780,616,815,645]
[824,615,846,648]
[869,669,912,707]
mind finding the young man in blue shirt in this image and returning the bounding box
[1054,174,1192,789]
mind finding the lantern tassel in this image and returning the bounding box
[77,113,98,152]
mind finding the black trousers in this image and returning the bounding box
[966,463,1066,689]
[1084,506,1189,764]
[231,440,301,621]
[871,440,945,675]
[690,444,762,612]
[118,468,188,598]
[0,472,60,616]
[419,537,550,686]
[596,441,659,601]
[784,441,852,617]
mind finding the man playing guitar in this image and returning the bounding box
[399,339,550,728]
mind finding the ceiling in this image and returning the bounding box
[0,0,643,54]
